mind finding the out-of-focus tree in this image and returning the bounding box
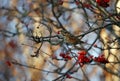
[0,0,120,81]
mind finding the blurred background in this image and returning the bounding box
[0,0,120,81]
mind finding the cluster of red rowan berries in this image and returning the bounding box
[59,52,72,61]
[59,50,109,67]
[94,54,109,63]
[58,50,109,79]
[58,0,110,8]
[77,50,93,67]
[96,0,110,8]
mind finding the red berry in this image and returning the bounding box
[96,0,110,8]
[6,61,12,67]
[66,74,72,79]
[75,1,80,5]
[78,50,87,55]
[89,55,93,59]
[9,40,17,49]
[57,31,60,34]
[65,55,72,60]
[59,52,72,60]
[104,0,110,3]
[93,44,97,47]
[93,54,109,63]
[60,53,66,58]
[96,0,101,3]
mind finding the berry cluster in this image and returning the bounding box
[96,0,110,8]
[94,54,109,64]
[9,40,17,49]
[77,50,93,67]
[59,50,109,67]
[59,52,72,60]
[6,60,12,67]
[77,50,109,67]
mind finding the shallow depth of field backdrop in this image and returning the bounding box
[0,0,120,81]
